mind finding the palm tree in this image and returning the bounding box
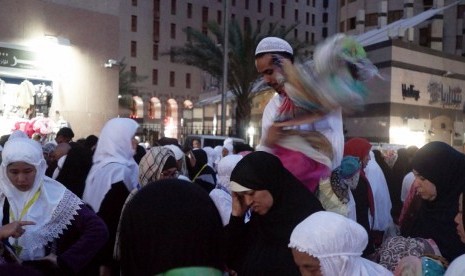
[118,58,148,110]
[170,19,304,139]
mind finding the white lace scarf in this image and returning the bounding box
[1,189,82,260]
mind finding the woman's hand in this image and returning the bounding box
[0,220,35,239]
[231,192,249,217]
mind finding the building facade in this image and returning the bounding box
[119,0,338,143]
[339,0,465,148]
[0,0,120,139]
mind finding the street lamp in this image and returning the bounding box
[221,0,229,136]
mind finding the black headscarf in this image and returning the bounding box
[408,141,465,261]
[56,143,93,198]
[119,179,224,276]
[189,149,217,192]
[227,151,324,275]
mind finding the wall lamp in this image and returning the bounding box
[104,59,121,68]
[44,35,71,46]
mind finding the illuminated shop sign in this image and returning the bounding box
[0,47,38,69]
[401,84,420,100]
[427,80,462,108]
[401,81,463,108]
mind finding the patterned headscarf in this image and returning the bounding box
[139,147,176,187]
[330,156,361,203]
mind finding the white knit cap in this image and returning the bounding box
[255,37,293,56]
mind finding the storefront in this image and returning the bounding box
[0,0,120,140]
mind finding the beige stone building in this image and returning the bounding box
[0,0,120,138]
[120,0,338,143]
[337,0,465,148]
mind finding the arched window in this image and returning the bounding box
[183,99,193,109]
[164,98,178,138]
[149,97,161,119]
[131,96,144,118]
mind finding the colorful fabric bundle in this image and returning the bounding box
[274,33,379,122]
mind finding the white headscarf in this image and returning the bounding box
[0,138,82,260]
[209,154,242,226]
[223,143,234,157]
[289,211,393,276]
[216,154,243,193]
[364,151,393,231]
[83,118,139,212]
[444,254,465,276]
[203,146,215,167]
[212,146,223,170]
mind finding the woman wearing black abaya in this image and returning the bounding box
[225,151,324,275]
[390,148,411,224]
[401,141,465,262]
[119,179,224,276]
[189,149,217,193]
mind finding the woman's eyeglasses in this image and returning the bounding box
[161,169,179,178]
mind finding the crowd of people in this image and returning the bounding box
[0,34,463,276]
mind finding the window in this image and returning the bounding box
[186,73,191,88]
[153,20,160,42]
[186,26,192,41]
[153,0,160,18]
[281,5,285,19]
[339,21,345,32]
[294,9,299,21]
[152,69,158,85]
[132,0,137,6]
[217,10,222,24]
[322,27,328,38]
[153,43,159,60]
[170,71,175,87]
[171,0,176,15]
[305,31,309,42]
[245,0,249,9]
[312,14,315,26]
[244,17,250,29]
[458,5,465,19]
[388,10,403,23]
[130,66,137,82]
[311,32,314,44]
[202,7,208,34]
[232,0,236,6]
[348,17,356,30]
[294,29,298,39]
[187,3,192,18]
[323,12,328,23]
[312,0,315,7]
[306,12,309,24]
[131,15,137,32]
[258,0,262,12]
[269,2,274,16]
[365,13,378,27]
[456,35,463,49]
[323,0,328,8]
[341,0,345,6]
[170,23,176,39]
[232,13,236,20]
[131,41,137,57]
